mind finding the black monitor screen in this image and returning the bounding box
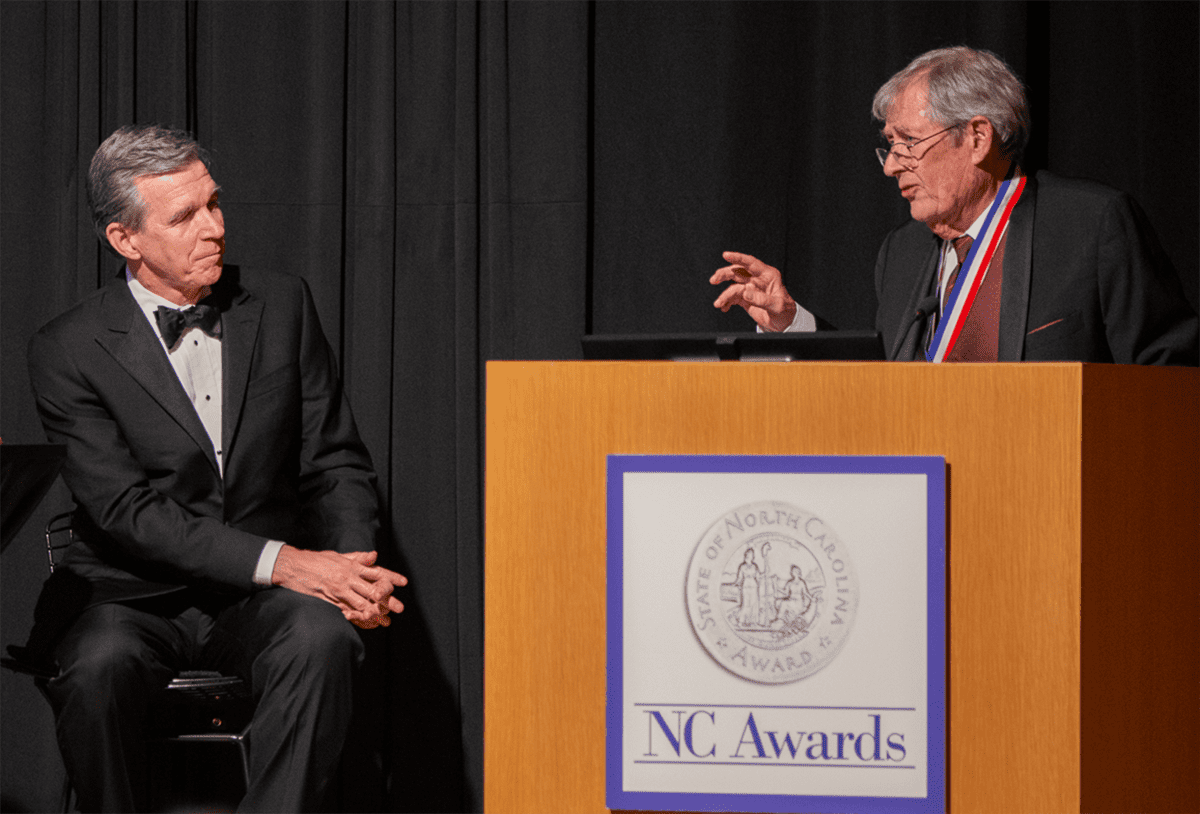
[580,332,885,362]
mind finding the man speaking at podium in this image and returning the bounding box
[25,125,407,811]
[711,46,1198,365]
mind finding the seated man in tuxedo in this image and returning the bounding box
[25,124,407,811]
[710,46,1198,365]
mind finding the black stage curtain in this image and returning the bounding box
[1,2,1195,811]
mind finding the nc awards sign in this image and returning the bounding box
[606,455,946,813]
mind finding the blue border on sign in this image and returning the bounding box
[605,454,946,813]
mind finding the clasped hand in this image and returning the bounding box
[272,545,408,629]
[710,251,798,332]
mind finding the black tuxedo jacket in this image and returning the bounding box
[27,265,380,635]
[875,171,1199,364]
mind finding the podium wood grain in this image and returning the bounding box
[483,362,1198,814]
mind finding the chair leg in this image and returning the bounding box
[58,771,74,813]
[236,737,251,790]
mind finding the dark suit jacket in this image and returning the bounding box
[26,265,380,646]
[875,171,1199,364]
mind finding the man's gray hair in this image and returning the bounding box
[872,46,1030,162]
[87,124,211,251]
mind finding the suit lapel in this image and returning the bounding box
[94,276,219,472]
[217,272,263,466]
[998,173,1037,361]
[890,235,940,361]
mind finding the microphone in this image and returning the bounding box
[911,295,940,326]
[892,296,940,359]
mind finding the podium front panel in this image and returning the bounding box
[483,361,1198,814]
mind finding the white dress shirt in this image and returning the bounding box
[126,270,283,585]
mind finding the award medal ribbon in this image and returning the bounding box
[926,175,1027,362]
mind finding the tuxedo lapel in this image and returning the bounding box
[93,278,219,473]
[998,174,1037,361]
[218,273,263,467]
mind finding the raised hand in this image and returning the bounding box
[710,251,798,332]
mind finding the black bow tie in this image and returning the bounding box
[154,304,222,347]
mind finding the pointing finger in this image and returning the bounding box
[722,251,762,269]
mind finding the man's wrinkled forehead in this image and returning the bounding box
[881,80,934,138]
[134,161,218,216]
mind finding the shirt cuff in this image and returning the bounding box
[253,540,286,586]
[756,305,817,333]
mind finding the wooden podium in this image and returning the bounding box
[483,362,1198,814]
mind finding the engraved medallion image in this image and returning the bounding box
[685,500,859,684]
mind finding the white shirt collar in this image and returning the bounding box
[126,266,188,311]
[125,268,202,348]
[956,199,993,244]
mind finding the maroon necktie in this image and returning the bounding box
[941,235,973,314]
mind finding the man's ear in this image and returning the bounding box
[104,221,141,262]
[966,116,996,165]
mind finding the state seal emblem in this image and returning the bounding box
[685,500,858,684]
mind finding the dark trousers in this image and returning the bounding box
[44,588,363,812]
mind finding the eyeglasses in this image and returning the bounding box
[875,124,962,169]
